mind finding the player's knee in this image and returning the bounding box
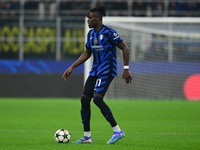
[93,96,103,106]
[81,95,91,109]
[93,97,110,112]
[82,95,91,100]
[93,93,103,105]
[93,93,103,98]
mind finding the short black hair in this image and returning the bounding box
[88,6,107,18]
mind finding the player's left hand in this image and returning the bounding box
[122,69,132,84]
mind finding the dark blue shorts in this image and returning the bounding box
[83,75,114,98]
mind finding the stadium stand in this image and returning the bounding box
[0,0,200,18]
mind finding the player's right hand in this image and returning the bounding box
[62,67,73,81]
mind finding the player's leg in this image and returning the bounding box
[93,95,119,129]
[81,95,92,137]
[93,76,125,144]
[72,76,97,144]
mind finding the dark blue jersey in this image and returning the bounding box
[86,25,123,77]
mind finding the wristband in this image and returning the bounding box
[124,66,129,69]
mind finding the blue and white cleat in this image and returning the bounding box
[72,136,93,144]
[107,130,125,144]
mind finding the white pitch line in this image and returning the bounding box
[0,129,52,133]
[130,132,200,135]
[0,129,199,135]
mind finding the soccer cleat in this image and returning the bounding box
[72,136,93,144]
[107,130,125,144]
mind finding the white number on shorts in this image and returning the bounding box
[95,79,102,87]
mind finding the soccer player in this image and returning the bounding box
[62,6,132,144]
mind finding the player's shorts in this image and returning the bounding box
[83,75,114,98]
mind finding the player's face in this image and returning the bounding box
[87,12,98,28]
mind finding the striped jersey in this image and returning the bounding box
[85,25,123,77]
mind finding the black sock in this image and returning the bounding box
[81,96,91,131]
[93,97,117,127]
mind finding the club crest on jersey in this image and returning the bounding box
[95,38,98,44]
[100,35,103,40]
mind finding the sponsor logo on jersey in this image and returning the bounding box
[91,45,104,51]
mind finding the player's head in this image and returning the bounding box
[88,6,107,20]
[87,6,106,28]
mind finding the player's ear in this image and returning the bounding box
[96,16,101,21]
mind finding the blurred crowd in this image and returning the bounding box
[0,0,200,18]
[0,1,20,16]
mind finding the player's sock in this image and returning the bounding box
[81,96,91,131]
[84,131,91,138]
[93,97,117,127]
[112,125,121,132]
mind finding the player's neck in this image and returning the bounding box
[94,23,103,33]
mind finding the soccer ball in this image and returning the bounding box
[54,129,70,143]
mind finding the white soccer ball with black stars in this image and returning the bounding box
[54,129,70,143]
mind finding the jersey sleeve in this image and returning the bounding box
[109,30,123,46]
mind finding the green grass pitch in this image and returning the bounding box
[0,98,200,150]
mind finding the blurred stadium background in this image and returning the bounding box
[0,0,200,100]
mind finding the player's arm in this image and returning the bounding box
[62,48,91,81]
[117,41,132,84]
